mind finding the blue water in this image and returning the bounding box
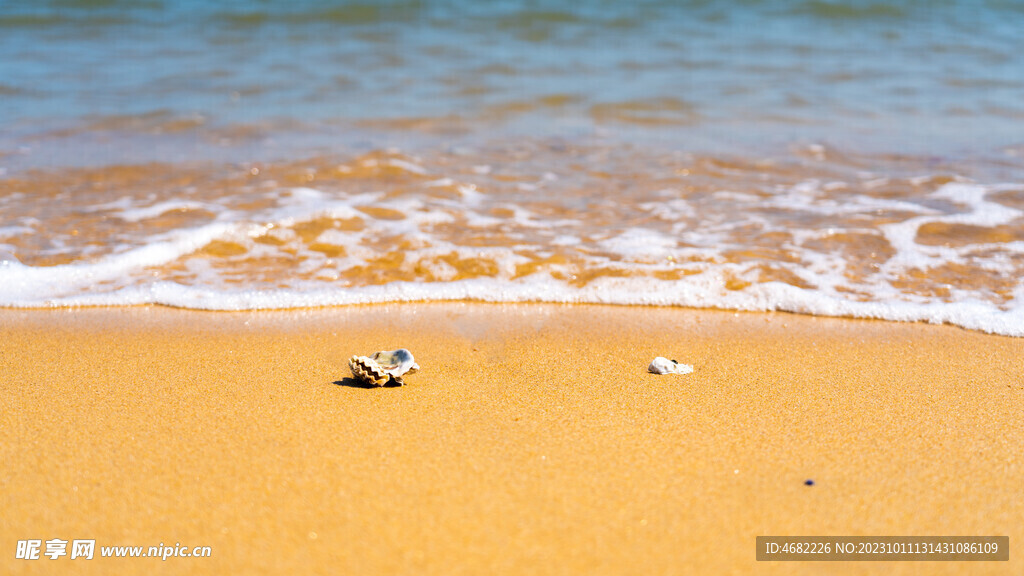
[2,0,1023,169]
[2,1,1024,335]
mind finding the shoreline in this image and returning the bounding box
[3,304,1022,574]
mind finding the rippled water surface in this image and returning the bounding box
[2,0,1023,334]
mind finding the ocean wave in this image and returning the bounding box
[1,151,1022,336]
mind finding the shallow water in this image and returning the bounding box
[1,1,1023,334]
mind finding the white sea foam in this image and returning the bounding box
[386,158,428,175]
[115,200,217,222]
[0,225,34,238]
[3,264,1021,335]
[880,183,1024,271]
[1,179,1022,336]
[598,229,678,260]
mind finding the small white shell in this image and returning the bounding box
[648,357,693,375]
[349,348,419,387]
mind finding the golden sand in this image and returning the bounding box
[2,305,1021,574]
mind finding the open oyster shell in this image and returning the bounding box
[349,348,419,387]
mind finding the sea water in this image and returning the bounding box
[1,0,1023,335]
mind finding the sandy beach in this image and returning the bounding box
[2,304,1021,574]
[5,1,1024,574]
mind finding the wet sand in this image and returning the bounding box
[2,304,1021,575]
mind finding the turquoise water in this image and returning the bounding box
[2,1,1024,334]
[3,0,1023,169]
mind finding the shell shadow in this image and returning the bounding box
[332,377,403,389]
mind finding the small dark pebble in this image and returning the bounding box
[804,479,815,486]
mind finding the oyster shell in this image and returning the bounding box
[648,356,693,375]
[349,348,419,387]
